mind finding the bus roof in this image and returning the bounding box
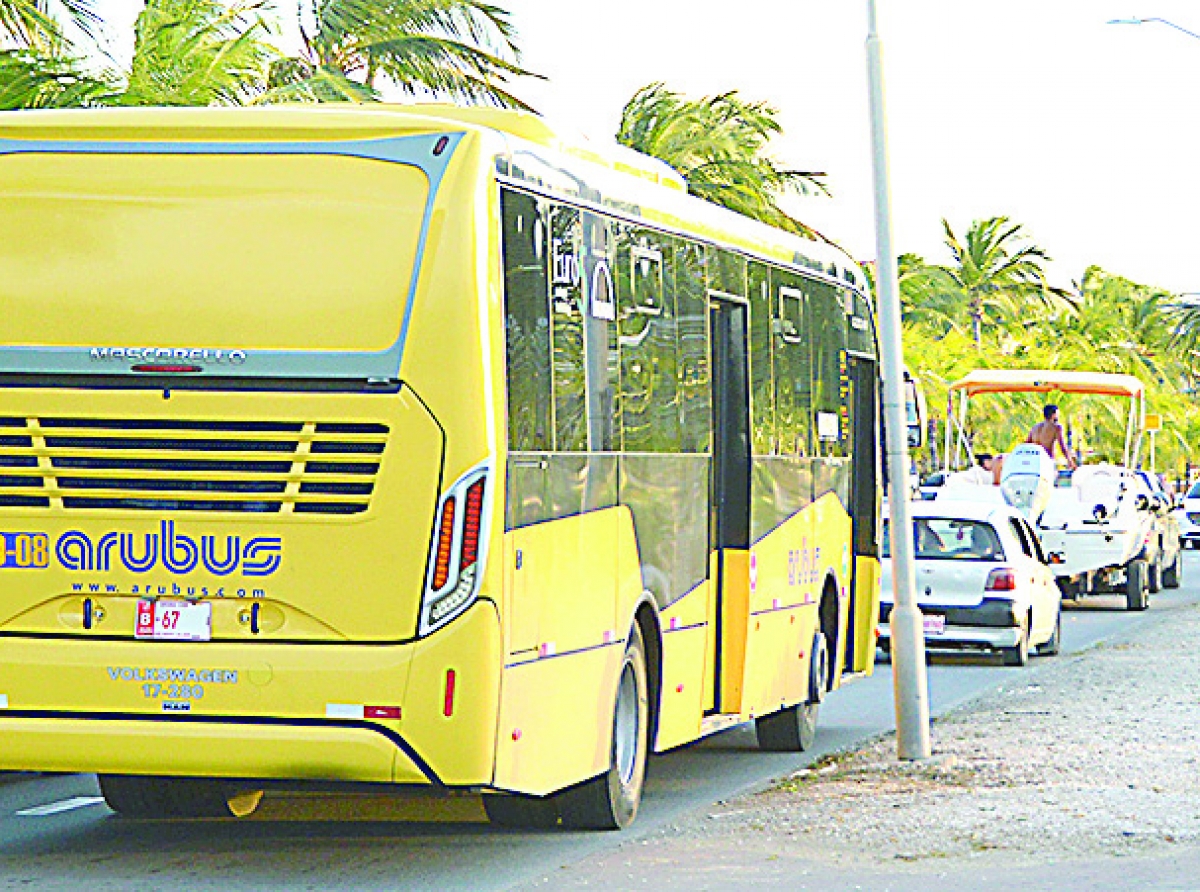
[947,369,1145,399]
[0,103,869,296]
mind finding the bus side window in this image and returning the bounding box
[549,205,586,452]
[774,281,812,456]
[809,280,846,459]
[672,240,711,454]
[748,262,774,456]
[579,210,618,452]
[617,228,679,453]
[501,190,552,452]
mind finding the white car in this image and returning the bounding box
[1174,480,1200,550]
[879,500,1062,666]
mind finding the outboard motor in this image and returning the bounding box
[999,444,1057,521]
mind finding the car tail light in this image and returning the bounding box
[421,464,490,636]
[985,568,1017,591]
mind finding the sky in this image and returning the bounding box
[91,0,1200,295]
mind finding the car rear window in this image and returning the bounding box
[882,518,1006,561]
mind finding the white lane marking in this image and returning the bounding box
[16,796,106,817]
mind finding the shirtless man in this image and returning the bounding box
[1027,404,1078,469]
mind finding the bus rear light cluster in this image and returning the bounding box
[420,464,491,637]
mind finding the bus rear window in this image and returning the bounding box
[0,152,429,355]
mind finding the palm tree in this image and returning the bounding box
[0,45,109,108]
[616,83,827,238]
[0,0,105,110]
[937,217,1069,343]
[0,0,97,51]
[119,0,277,107]
[897,252,963,337]
[267,0,535,106]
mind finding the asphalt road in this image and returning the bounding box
[1,556,1195,891]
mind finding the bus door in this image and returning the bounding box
[845,355,881,673]
[706,296,752,714]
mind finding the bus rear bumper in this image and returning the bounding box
[0,711,433,785]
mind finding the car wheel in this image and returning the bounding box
[755,631,827,752]
[1035,606,1061,657]
[1148,557,1162,594]
[1125,559,1149,612]
[1001,613,1030,667]
[557,626,649,830]
[1163,551,1182,589]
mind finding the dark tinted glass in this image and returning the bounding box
[748,263,774,456]
[501,190,552,451]
[549,206,587,451]
[581,210,618,452]
[809,280,846,458]
[672,240,711,453]
[706,246,746,299]
[773,274,812,456]
[618,229,680,453]
[846,287,876,357]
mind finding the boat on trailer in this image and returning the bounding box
[933,370,1163,612]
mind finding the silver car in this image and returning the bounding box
[880,500,1062,666]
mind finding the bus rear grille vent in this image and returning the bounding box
[0,417,387,515]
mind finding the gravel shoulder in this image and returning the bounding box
[537,595,1200,890]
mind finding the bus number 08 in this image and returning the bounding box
[3,533,50,568]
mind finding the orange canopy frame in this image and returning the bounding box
[947,369,1144,400]
[943,369,1146,472]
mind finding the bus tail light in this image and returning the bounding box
[420,464,491,637]
[985,568,1017,591]
[431,496,457,591]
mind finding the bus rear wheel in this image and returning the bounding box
[99,775,263,818]
[755,630,828,752]
[557,626,649,830]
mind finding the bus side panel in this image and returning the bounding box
[493,507,634,796]
[851,555,881,675]
[741,507,818,717]
[492,648,620,796]
[654,583,710,752]
[812,493,853,690]
[741,493,852,714]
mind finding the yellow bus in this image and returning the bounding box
[0,104,881,829]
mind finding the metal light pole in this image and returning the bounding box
[1109,17,1200,41]
[866,0,931,760]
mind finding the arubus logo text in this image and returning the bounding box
[56,521,281,577]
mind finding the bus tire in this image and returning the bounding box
[482,794,559,830]
[755,630,828,752]
[557,626,649,830]
[99,775,263,818]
